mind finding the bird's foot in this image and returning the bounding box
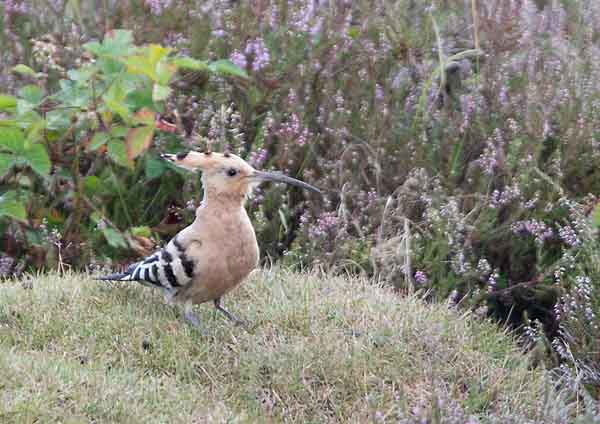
[183,301,204,333]
[184,310,201,328]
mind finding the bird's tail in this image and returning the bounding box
[94,272,132,281]
[94,262,140,281]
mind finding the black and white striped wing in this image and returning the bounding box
[101,234,196,291]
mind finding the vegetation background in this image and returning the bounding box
[1,0,599,419]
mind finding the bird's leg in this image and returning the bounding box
[163,289,176,305]
[214,298,246,327]
[183,300,202,329]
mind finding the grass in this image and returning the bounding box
[0,270,568,422]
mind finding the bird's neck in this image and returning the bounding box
[200,185,246,211]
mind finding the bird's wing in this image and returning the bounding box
[97,233,197,291]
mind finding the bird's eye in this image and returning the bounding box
[227,168,238,177]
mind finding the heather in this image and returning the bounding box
[1,0,600,414]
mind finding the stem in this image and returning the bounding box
[471,0,480,51]
[72,134,83,237]
[110,165,133,227]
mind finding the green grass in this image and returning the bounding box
[0,270,567,422]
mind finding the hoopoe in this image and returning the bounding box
[96,151,320,328]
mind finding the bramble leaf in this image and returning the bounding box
[152,83,172,102]
[90,132,110,151]
[145,157,166,179]
[172,57,209,71]
[12,64,36,77]
[84,30,134,57]
[0,127,25,153]
[102,227,129,248]
[0,191,27,222]
[22,144,51,175]
[0,153,14,175]
[208,59,249,79]
[126,125,154,161]
[0,95,17,111]
[108,139,131,168]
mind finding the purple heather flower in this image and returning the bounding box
[249,148,268,169]
[244,38,270,72]
[0,254,15,277]
[145,0,173,16]
[4,0,29,14]
[278,113,310,146]
[476,259,492,280]
[487,270,499,291]
[309,212,339,238]
[414,271,428,285]
[558,225,580,247]
[230,50,247,69]
[375,84,384,102]
[476,130,504,175]
[511,219,554,245]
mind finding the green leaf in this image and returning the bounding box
[0,153,15,175]
[155,61,177,86]
[83,41,103,55]
[125,45,173,82]
[145,157,166,179]
[0,127,24,153]
[26,119,47,144]
[125,125,154,160]
[12,64,36,77]
[172,57,209,71]
[125,55,158,81]
[15,111,42,129]
[98,57,125,76]
[131,108,156,126]
[46,110,72,131]
[17,85,44,115]
[592,203,600,229]
[54,79,91,108]
[89,132,110,150]
[130,226,152,237]
[19,85,43,105]
[103,80,131,121]
[0,191,27,222]
[67,66,96,83]
[0,95,17,111]
[84,175,101,194]
[108,139,131,168]
[208,59,249,79]
[152,83,172,102]
[110,126,128,139]
[146,44,172,64]
[84,30,134,58]
[22,144,51,175]
[102,227,128,248]
[0,199,27,222]
[126,87,155,111]
[90,211,103,225]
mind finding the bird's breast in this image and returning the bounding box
[180,207,259,303]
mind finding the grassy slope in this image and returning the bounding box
[0,270,559,422]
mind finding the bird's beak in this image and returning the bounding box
[251,170,321,194]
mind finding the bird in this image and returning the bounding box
[96,150,321,328]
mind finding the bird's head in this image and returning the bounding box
[160,150,321,202]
